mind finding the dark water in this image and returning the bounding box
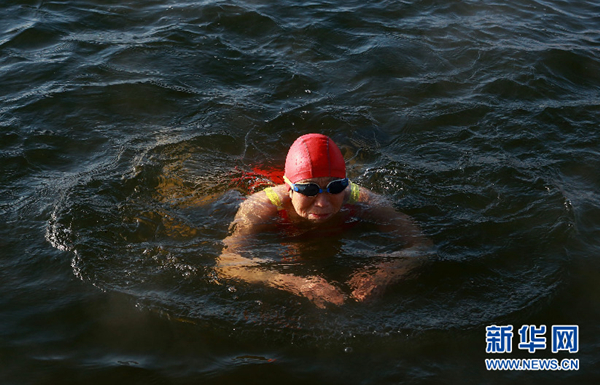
[2,0,600,383]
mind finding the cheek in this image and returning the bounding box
[331,195,345,209]
[291,194,312,214]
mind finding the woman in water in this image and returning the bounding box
[216,133,431,308]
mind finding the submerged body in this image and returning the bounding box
[216,134,431,308]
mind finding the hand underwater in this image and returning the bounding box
[348,255,423,303]
[269,273,346,308]
[348,272,384,302]
[297,276,346,308]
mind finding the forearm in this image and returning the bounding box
[216,252,345,308]
[217,254,290,287]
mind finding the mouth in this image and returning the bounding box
[309,213,331,221]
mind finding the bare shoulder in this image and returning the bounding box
[232,185,287,231]
[352,186,413,221]
[352,186,430,245]
[353,184,389,206]
[236,188,277,218]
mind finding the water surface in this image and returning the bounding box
[2,0,600,383]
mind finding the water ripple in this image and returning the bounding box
[1,0,599,381]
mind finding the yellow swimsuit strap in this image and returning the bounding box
[347,181,360,205]
[264,187,284,210]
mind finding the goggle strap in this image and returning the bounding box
[283,175,295,190]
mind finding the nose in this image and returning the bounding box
[313,192,331,208]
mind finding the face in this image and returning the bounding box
[289,177,346,224]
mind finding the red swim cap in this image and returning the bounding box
[284,133,346,183]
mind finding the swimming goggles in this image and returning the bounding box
[284,175,349,197]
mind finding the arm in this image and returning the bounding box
[215,189,346,308]
[348,189,433,302]
[356,186,432,249]
[347,251,424,302]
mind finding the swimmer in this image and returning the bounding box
[216,133,432,308]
